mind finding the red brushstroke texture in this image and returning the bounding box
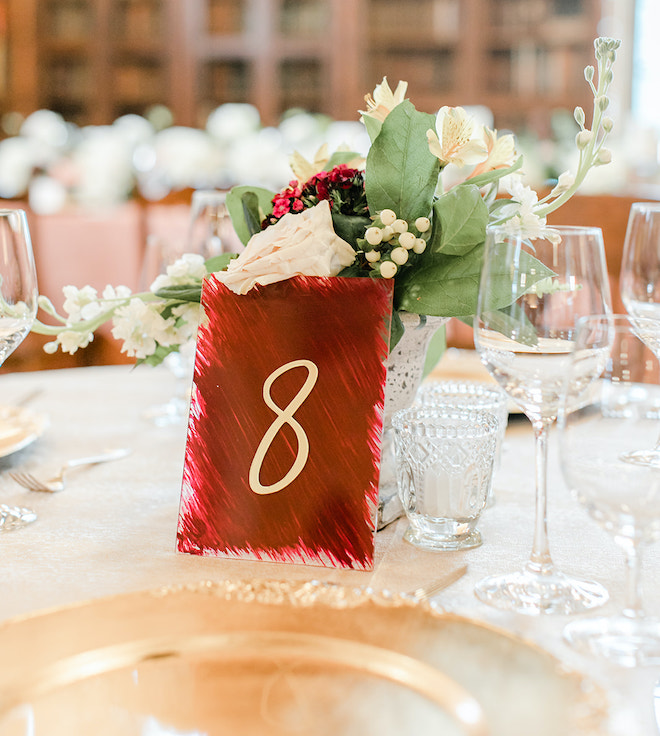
[177,275,393,570]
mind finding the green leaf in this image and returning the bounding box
[389,309,404,351]
[480,308,538,347]
[395,245,486,317]
[205,253,236,273]
[226,185,275,245]
[361,115,382,143]
[331,213,370,246]
[422,324,447,377]
[154,284,203,303]
[365,101,439,223]
[430,185,488,257]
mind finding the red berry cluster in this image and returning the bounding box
[264,165,369,227]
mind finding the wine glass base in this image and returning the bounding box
[564,615,660,667]
[0,504,37,532]
[475,567,609,616]
[403,525,482,551]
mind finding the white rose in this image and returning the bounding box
[214,200,356,295]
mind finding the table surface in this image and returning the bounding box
[1,362,659,735]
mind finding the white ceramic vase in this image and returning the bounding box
[377,312,449,529]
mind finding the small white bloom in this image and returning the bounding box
[576,130,593,148]
[151,253,206,291]
[62,285,103,323]
[549,171,575,196]
[111,299,178,359]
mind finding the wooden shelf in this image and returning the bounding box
[2,0,600,135]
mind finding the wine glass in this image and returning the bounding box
[142,190,237,426]
[473,225,612,615]
[620,202,660,322]
[559,314,660,666]
[0,209,39,530]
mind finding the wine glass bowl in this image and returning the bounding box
[473,225,612,615]
[560,314,660,666]
[620,202,660,322]
[0,209,39,530]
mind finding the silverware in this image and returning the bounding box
[9,448,132,493]
[409,564,468,601]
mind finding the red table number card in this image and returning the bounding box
[177,274,394,570]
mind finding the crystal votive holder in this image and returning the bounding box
[415,380,509,502]
[392,407,499,551]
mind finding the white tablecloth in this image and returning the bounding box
[1,364,659,735]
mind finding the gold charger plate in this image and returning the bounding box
[0,406,48,458]
[0,580,606,736]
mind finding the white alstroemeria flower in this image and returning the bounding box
[497,176,561,243]
[360,77,408,123]
[150,254,206,292]
[427,107,489,169]
[215,200,356,295]
[111,299,178,359]
[469,128,517,179]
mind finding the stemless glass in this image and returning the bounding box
[473,225,612,615]
[559,314,660,665]
[0,210,39,530]
[620,202,660,322]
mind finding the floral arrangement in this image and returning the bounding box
[31,37,620,363]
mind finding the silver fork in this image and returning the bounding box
[9,448,132,493]
[409,564,468,601]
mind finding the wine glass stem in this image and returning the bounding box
[527,418,554,575]
[622,543,644,619]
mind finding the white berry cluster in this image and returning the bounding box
[359,209,430,279]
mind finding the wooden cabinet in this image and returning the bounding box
[2,0,599,134]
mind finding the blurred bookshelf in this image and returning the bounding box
[1,0,600,135]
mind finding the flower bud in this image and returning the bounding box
[390,246,409,265]
[380,260,398,279]
[379,209,396,226]
[399,231,416,249]
[584,65,595,82]
[413,238,427,254]
[392,218,408,233]
[576,129,593,149]
[597,95,610,111]
[365,226,383,245]
[596,148,612,165]
[573,107,585,126]
[602,116,614,133]
[365,249,381,262]
[415,216,430,232]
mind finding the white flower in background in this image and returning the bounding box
[112,114,155,148]
[549,171,575,196]
[28,174,68,215]
[206,103,261,144]
[72,126,135,207]
[325,120,371,158]
[171,302,203,342]
[498,175,559,242]
[149,126,224,190]
[43,329,95,354]
[20,109,71,149]
[427,106,489,168]
[215,199,355,295]
[225,127,291,191]
[0,137,38,198]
